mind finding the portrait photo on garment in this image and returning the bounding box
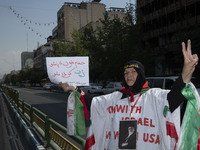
[118,120,137,150]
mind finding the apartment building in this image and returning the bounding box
[34,1,125,72]
[137,0,200,74]
[56,1,125,41]
[21,52,34,70]
[33,39,53,71]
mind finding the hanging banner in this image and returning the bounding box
[46,57,89,86]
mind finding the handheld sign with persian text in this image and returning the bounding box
[46,57,89,86]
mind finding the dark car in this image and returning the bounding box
[50,83,63,92]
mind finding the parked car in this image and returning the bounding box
[102,82,122,94]
[146,76,200,91]
[21,80,31,87]
[50,83,63,92]
[146,76,178,89]
[80,83,102,94]
[43,83,53,90]
[32,83,41,87]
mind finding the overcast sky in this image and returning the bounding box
[0,0,135,79]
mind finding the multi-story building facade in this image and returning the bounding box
[21,52,34,70]
[33,39,53,72]
[137,0,200,75]
[56,1,125,41]
[34,1,125,73]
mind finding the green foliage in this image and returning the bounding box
[52,4,147,82]
[4,68,46,85]
[69,30,89,56]
[53,39,69,56]
[53,30,89,57]
[87,3,151,81]
[4,3,152,83]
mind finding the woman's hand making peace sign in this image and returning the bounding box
[181,40,199,83]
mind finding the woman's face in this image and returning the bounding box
[124,68,138,87]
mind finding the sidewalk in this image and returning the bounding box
[0,92,27,150]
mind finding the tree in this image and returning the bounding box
[52,3,150,81]
[68,30,89,56]
[29,68,46,83]
[90,3,148,81]
[53,39,69,56]
[79,24,104,81]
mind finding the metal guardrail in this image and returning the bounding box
[1,85,86,150]
[2,93,45,150]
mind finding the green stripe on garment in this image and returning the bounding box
[163,106,170,117]
[74,91,86,136]
[181,84,200,150]
[139,87,150,94]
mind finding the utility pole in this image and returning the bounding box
[27,32,28,51]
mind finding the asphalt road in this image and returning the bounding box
[15,87,69,126]
[13,87,92,128]
[10,86,92,149]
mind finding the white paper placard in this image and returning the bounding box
[46,57,89,86]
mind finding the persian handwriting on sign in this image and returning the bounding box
[50,60,86,78]
[46,57,89,86]
[50,60,85,68]
[53,71,60,77]
[74,70,85,77]
[53,69,84,78]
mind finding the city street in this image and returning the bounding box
[10,86,92,149]
[14,87,69,127]
[1,0,200,149]
[13,87,92,128]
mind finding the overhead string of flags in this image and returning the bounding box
[9,6,57,39]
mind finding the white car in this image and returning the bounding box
[146,76,178,89]
[43,83,53,90]
[102,82,122,94]
[146,76,200,92]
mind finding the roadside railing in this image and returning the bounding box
[1,85,86,150]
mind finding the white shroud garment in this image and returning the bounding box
[86,88,180,150]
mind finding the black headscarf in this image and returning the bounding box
[123,60,146,94]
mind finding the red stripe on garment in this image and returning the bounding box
[119,87,134,102]
[142,81,149,89]
[85,134,95,150]
[130,92,134,102]
[197,127,200,150]
[80,92,89,120]
[119,81,149,102]
[166,121,178,141]
[166,121,178,150]
[198,109,200,150]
